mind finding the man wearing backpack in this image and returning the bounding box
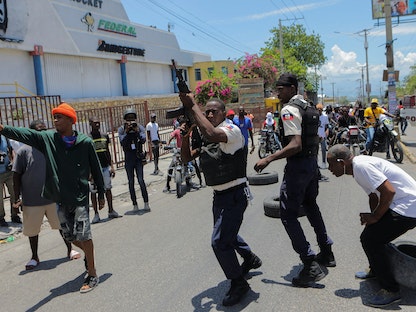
[254,73,335,287]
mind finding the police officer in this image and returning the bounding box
[179,95,261,306]
[118,108,150,212]
[254,73,335,287]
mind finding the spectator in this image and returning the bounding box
[0,102,104,293]
[118,109,150,212]
[146,113,161,175]
[12,119,81,270]
[88,116,120,223]
[233,106,255,161]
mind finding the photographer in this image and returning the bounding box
[118,109,150,212]
[0,134,19,226]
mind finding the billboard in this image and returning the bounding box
[372,0,416,19]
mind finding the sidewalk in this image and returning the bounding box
[0,153,174,241]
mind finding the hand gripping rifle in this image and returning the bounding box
[166,59,194,126]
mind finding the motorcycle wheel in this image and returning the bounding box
[391,138,404,163]
[174,169,183,198]
[352,144,360,156]
[258,144,267,159]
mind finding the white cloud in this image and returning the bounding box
[395,51,416,77]
[321,45,361,77]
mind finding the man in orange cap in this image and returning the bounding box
[0,102,104,293]
[226,109,235,123]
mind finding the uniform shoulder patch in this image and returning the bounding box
[282,113,294,121]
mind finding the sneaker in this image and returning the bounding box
[222,278,250,306]
[316,251,336,267]
[355,268,376,279]
[108,210,121,219]
[132,204,139,212]
[80,275,99,293]
[91,213,100,224]
[367,289,401,307]
[292,261,326,287]
[143,202,151,211]
[241,252,262,276]
[11,215,22,224]
[0,218,8,227]
[163,186,170,193]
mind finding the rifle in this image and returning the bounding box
[166,59,194,126]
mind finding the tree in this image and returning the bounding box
[263,24,326,92]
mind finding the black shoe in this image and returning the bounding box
[241,253,262,276]
[292,261,326,287]
[11,215,22,224]
[316,251,336,267]
[222,278,250,306]
[355,268,376,279]
[0,218,8,227]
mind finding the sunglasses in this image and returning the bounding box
[205,109,221,115]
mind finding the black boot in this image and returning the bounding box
[292,257,326,287]
[241,252,262,276]
[222,276,250,306]
[316,245,336,267]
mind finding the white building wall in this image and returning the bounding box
[0,49,36,96]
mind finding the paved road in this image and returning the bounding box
[1,126,416,311]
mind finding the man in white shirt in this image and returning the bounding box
[316,103,329,168]
[327,144,416,308]
[146,113,160,175]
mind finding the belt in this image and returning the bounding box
[214,182,246,195]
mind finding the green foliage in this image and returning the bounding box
[402,65,416,95]
[263,24,326,91]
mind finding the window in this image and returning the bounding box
[221,66,228,75]
[195,68,201,81]
[208,67,214,76]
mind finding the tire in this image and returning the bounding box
[258,144,267,159]
[391,138,403,163]
[247,171,279,185]
[263,196,306,218]
[352,144,360,156]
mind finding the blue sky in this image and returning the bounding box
[121,0,416,100]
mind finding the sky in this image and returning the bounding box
[120,0,416,100]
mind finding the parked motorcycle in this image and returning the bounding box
[368,115,403,163]
[258,129,281,159]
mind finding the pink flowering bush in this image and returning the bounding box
[235,53,279,88]
[194,74,235,105]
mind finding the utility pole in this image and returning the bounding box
[384,0,397,113]
[364,29,371,104]
[360,65,365,105]
[331,82,336,104]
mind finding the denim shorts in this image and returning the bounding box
[57,204,92,242]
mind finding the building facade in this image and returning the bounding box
[0,0,211,99]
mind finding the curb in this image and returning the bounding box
[401,140,416,164]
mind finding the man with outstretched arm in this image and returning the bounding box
[0,103,104,293]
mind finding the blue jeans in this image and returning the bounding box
[125,155,149,205]
[365,127,375,151]
[280,157,333,262]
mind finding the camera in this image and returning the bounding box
[125,121,138,133]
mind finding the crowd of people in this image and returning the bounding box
[0,74,415,308]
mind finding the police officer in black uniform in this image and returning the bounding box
[254,73,335,287]
[179,95,261,306]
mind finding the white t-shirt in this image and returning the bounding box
[146,122,159,141]
[211,120,246,191]
[318,114,329,138]
[353,155,416,218]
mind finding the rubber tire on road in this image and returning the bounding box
[247,171,279,185]
[263,196,306,218]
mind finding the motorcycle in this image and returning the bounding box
[163,144,196,198]
[258,129,281,159]
[368,115,403,163]
[338,125,366,156]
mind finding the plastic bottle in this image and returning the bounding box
[6,236,14,242]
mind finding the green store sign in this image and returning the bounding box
[98,19,136,37]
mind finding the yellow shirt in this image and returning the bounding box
[363,106,385,128]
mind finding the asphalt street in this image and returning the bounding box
[1,126,416,311]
